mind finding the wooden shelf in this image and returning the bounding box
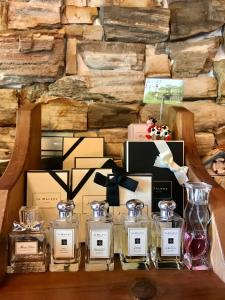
[1,104,225,299]
[1,254,225,300]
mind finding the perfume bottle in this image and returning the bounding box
[85,200,114,271]
[183,182,212,270]
[7,206,47,273]
[151,200,183,269]
[49,200,80,272]
[120,199,151,270]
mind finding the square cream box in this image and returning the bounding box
[72,169,152,252]
[74,157,112,168]
[71,168,112,242]
[26,171,69,225]
[128,123,148,141]
[63,137,104,170]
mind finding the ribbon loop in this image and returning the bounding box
[153,141,188,185]
[12,221,43,232]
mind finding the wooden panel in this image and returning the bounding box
[167,105,225,283]
[0,103,41,280]
[0,255,225,299]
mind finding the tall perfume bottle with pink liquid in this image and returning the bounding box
[183,182,212,270]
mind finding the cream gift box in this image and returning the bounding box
[26,171,69,224]
[94,172,152,252]
[128,123,148,141]
[74,157,112,168]
[63,137,104,170]
[71,168,112,242]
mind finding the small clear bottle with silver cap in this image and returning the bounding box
[49,200,80,272]
[7,206,47,273]
[151,200,184,269]
[120,199,151,270]
[85,200,114,271]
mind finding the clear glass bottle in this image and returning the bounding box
[85,200,114,271]
[49,200,80,272]
[120,199,151,270]
[7,206,47,273]
[183,182,212,270]
[151,200,183,269]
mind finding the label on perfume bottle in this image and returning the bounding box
[90,229,110,258]
[161,228,181,256]
[15,241,38,255]
[54,229,74,258]
[128,228,147,256]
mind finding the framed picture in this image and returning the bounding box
[143,78,184,104]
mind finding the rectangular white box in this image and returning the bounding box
[26,171,69,225]
[75,157,112,168]
[63,137,104,170]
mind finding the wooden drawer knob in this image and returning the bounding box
[131,278,157,299]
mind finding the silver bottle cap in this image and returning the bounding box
[90,200,109,218]
[158,200,176,219]
[126,199,144,217]
[57,200,75,219]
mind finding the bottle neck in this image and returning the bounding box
[128,209,142,218]
[59,211,72,219]
[93,210,107,218]
[160,209,174,220]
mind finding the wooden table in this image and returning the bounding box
[0,254,225,300]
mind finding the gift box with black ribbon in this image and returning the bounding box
[93,159,152,252]
[123,140,187,216]
[62,137,104,170]
[26,170,69,224]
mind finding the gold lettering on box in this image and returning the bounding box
[33,192,61,208]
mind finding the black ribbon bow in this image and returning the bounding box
[94,159,138,206]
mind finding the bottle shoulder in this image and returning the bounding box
[50,216,78,228]
[87,215,113,223]
[122,214,150,225]
[152,212,183,223]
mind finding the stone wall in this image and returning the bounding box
[1,0,225,161]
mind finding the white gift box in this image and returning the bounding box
[74,157,112,168]
[26,171,69,224]
[63,137,104,170]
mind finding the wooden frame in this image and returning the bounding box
[167,105,225,282]
[1,104,225,299]
[0,103,41,280]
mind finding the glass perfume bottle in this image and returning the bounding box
[49,200,80,272]
[120,199,151,270]
[85,200,114,271]
[151,200,183,269]
[183,182,212,270]
[7,206,47,273]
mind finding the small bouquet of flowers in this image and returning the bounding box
[145,117,172,141]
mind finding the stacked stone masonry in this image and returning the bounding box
[1,0,225,161]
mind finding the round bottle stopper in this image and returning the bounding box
[158,200,176,219]
[126,199,144,217]
[57,201,75,219]
[90,200,109,217]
